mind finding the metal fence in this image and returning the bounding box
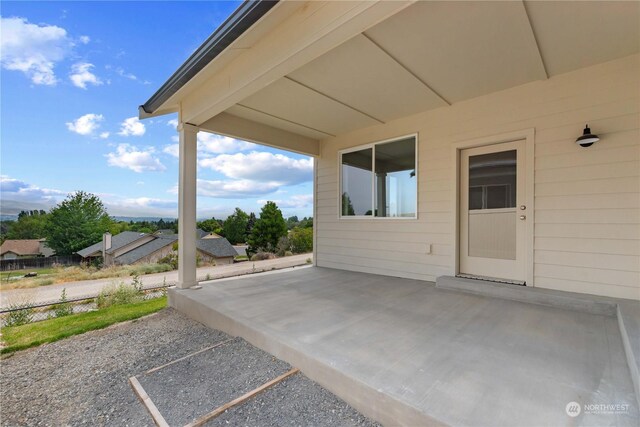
[0,255,82,271]
[0,283,173,327]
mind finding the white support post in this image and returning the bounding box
[177,123,199,289]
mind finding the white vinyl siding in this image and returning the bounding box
[315,53,639,300]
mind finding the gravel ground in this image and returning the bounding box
[0,308,380,427]
[138,339,292,426]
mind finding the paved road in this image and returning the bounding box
[0,254,311,307]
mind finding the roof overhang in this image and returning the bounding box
[140,1,639,156]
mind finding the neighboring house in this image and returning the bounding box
[196,238,237,265]
[77,231,154,266]
[0,239,54,260]
[139,1,639,300]
[76,230,237,266]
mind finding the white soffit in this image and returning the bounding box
[288,34,447,122]
[364,1,547,104]
[524,1,640,77]
[239,77,379,136]
[226,105,332,140]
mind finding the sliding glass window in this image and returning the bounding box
[340,135,417,218]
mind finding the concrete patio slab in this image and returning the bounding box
[169,267,639,426]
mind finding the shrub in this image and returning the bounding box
[250,252,276,261]
[35,278,55,287]
[158,252,178,270]
[5,297,35,326]
[52,288,73,318]
[130,263,173,276]
[289,227,313,254]
[284,251,293,257]
[96,280,143,309]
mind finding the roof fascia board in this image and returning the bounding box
[140,0,279,117]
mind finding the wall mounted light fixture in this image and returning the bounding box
[576,124,599,148]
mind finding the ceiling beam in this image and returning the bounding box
[199,112,321,157]
[284,76,385,124]
[181,1,415,125]
[361,32,452,106]
[521,0,549,79]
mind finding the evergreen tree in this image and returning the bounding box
[247,201,287,253]
[222,208,249,244]
[245,212,256,236]
[342,193,355,216]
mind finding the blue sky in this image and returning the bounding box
[0,1,313,220]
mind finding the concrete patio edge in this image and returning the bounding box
[436,276,640,410]
[168,287,448,427]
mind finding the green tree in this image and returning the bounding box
[222,208,249,244]
[247,201,287,253]
[4,210,49,240]
[44,191,114,255]
[288,227,313,253]
[245,212,256,237]
[286,215,299,230]
[198,217,223,234]
[342,193,355,216]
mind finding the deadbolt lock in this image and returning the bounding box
[520,205,526,210]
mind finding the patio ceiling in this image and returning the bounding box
[146,1,639,154]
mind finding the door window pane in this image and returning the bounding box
[468,150,516,210]
[341,148,373,216]
[374,137,416,217]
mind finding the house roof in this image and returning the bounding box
[115,235,178,265]
[139,0,278,116]
[196,238,238,258]
[76,231,148,257]
[196,228,210,239]
[0,239,42,256]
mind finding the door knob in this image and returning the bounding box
[520,215,526,220]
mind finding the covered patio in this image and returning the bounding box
[169,267,638,426]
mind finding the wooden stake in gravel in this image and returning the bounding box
[129,376,170,427]
[184,368,300,427]
[144,338,235,375]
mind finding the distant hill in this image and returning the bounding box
[112,216,177,222]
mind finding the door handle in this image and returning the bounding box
[519,215,526,220]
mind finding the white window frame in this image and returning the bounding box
[338,133,419,220]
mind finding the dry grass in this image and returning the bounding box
[0,264,173,291]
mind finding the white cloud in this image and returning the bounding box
[196,179,282,198]
[118,116,145,137]
[102,196,177,217]
[69,62,102,89]
[199,151,312,185]
[99,132,110,139]
[167,118,178,129]
[106,144,166,173]
[66,113,104,136]
[115,66,137,81]
[0,176,66,212]
[163,144,179,158]
[258,194,313,209]
[79,35,90,44]
[163,134,254,159]
[168,179,281,199]
[0,17,72,85]
[198,133,255,154]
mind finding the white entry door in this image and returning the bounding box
[459,140,527,283]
